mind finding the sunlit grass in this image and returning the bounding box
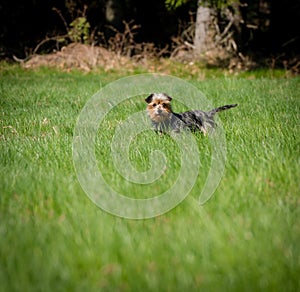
[0,65,299,291]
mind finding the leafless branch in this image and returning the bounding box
[33,34,69,54]
[52,7,69,32]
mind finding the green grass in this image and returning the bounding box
[0,64,299,291]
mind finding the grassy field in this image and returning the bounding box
[0,64,299,291]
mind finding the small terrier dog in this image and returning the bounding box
[145,93,237,134]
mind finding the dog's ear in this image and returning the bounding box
[163,93,172,101]
[145,94,154,103]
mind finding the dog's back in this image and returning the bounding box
[173,104,238,134]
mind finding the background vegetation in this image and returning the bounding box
[0,0,299,71]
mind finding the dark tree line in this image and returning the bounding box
[0,0,299,66]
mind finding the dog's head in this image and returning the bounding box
[145,93,173,123]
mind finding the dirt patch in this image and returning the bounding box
[22,42,298,75]
[23,43,132,72]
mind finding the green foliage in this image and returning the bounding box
[68,16,91,44]
[0,65,299,291]
[165,0,239,10]
[165,0,192,10]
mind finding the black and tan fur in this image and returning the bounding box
[145,93,237,134]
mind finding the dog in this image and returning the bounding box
[145,93,237,135]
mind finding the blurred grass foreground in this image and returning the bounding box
[0,64,299,291]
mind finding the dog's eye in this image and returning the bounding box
[162,103,167,107]
[152,103,157,107]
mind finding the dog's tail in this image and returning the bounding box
[208,104,238,116]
